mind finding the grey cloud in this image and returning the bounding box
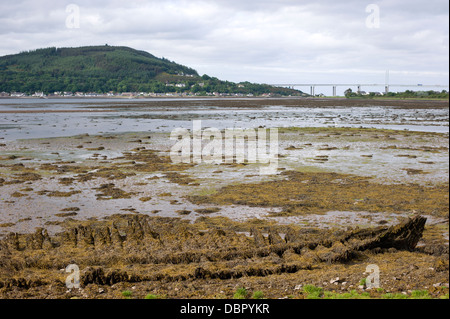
[0,0,448,86]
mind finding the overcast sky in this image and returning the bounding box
[0,0,448,94]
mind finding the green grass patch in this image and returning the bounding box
[359,278,367,287]
[233,287,248,299]
[323,290,371,299]
[381,293,409,299]
[410,290,432,299]
[303,285,324,299]
[300,286,444,299]
[252,291,265,299]
[145,294,162,299]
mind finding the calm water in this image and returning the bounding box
[0,98,448,141]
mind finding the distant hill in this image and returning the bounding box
[0,45,302,96]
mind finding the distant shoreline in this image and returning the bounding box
[0,96,448,114]
[0,95,448,102]
[0,95,311,100]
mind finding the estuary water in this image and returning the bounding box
[0,98,448,142]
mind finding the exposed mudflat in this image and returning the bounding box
[1,98,448,142]
[0,98,448,299]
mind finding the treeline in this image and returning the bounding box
[345,88,449,99]
[190,77,301,96]
[383,90,449,99]
[0,45,302,96]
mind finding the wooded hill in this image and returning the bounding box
[0,45,302,96]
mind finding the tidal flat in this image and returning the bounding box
[0,98,448,299]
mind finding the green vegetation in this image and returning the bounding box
[0,45,302,96]
[233,287,248,299]
[344,88,449,99]
[121,290,133,298]
[252,291,265,299]
[303,285,324,299]
[300,285,446,299]
[410,290,432,299]
[381,293,409,299]
[359,278,367,287]
[323,290,371,299]
[145,294,162,299]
